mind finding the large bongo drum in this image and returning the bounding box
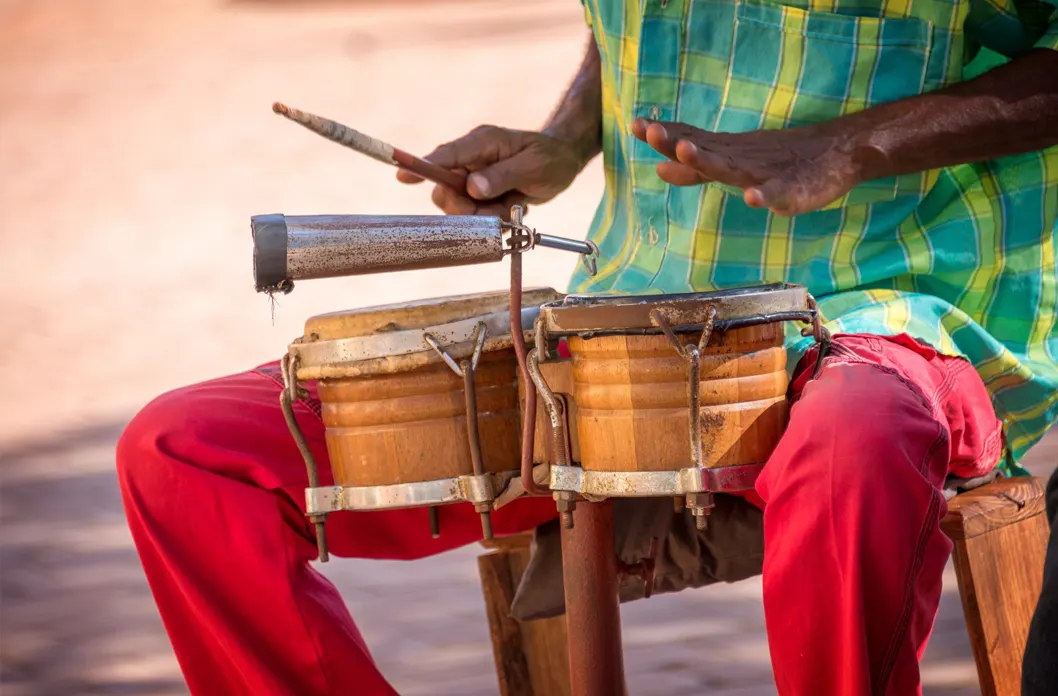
[529,283,817,527]
[280,287,562,551]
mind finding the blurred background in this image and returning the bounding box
[1,1,1054,694]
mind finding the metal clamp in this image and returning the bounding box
[305,470,518,513]
[501,219,599,277]
[424,322,495,539]
[280,353,330,561]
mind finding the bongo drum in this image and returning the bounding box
[529,283,817,527]
[283,288,562,532]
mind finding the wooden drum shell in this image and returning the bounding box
[567,323,789,472]
[317,351,520,488]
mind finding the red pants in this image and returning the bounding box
[117,334,1002,696]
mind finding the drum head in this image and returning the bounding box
[539,283,810,336]
[293,287,563,379]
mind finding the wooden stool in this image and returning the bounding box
[477,477,1048,696]
[478,534,572,696]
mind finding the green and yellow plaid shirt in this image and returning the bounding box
[568,0,1058,472]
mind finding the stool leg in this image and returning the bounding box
[949,511,1049,696]
[478,537,571,696]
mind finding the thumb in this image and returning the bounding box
[466,150,541,201]
[744,178,791,213]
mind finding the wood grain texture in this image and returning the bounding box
[478,549,534,696]
[568,323,789,472]
[478,534,571,696]
[520,359,581,465]
[319,351,520,486]
[943,478,1048,696]
[941,476,1046,540]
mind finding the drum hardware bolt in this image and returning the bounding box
[280,353,330,562]
[616,537,660,599]
[685,492,715,531]
[556,490,577,529]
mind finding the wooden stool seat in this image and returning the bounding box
[478,477,1048,696]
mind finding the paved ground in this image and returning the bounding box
[2,1,1056,694]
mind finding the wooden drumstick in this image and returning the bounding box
[272,102,469,193]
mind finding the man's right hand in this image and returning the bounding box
[396,125,589,218]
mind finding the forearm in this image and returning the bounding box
[543,36,603,167]
[842,48,1058,181]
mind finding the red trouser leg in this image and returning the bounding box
[755,335,1003,696]
[116,364,559,696]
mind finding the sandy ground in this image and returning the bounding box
[1,1,1055,694]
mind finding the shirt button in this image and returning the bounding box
[650,106,660,120]
[649,225,659,245]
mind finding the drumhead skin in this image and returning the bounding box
[292,287,562,380]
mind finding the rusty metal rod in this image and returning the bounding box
[561,500,627,696]
[509,207,544,496]
[461,359,493,540]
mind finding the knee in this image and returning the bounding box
[763,364,949,499]
[116,384,204,495]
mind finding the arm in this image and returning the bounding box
[635,48,1058,215]
[851,49,1058,180]
[543,39,603,166]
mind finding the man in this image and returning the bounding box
[117,0,1058,694]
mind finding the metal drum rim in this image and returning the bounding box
[538,282,811,336]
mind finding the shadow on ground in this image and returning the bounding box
[5,419,1053,695]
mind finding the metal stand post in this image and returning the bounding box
[560,499,627,696]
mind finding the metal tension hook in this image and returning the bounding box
[649,305,718,530]
[423,322,495,540]
[801,295,833,380]
[280,352,330,562]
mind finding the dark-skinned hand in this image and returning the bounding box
[632,117,867,216]
[396,125,589,218]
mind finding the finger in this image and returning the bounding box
[675,140,758,189]
[396,168,425,184]
[466,150,540,201]
[422,125,515,172]
[431,185,478,215]
[644,123,678,160]
[656,161,708,187]
[744,178,788,210]
[632,117,650,141]
[653,121,710,145]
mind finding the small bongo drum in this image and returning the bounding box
[529,283,818,527]
[281,287,562,548]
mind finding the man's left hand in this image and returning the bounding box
[632,117,866,216]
